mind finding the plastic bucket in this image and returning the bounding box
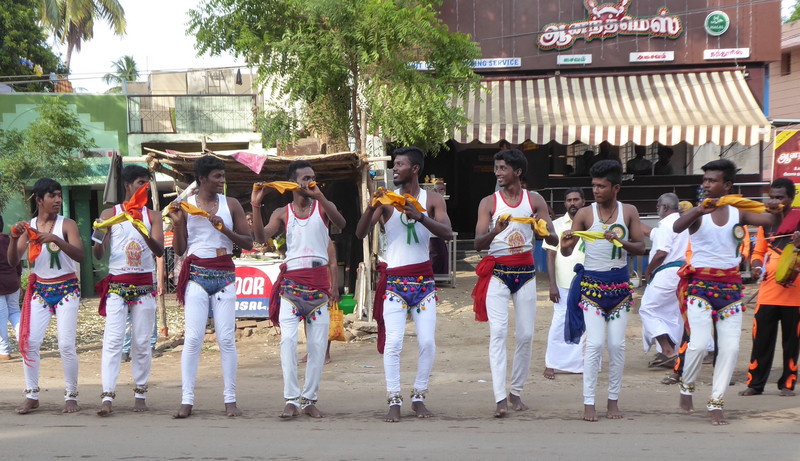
[339,294,356,315]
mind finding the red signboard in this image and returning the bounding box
[773,131,800,182]
[235,265,275,318]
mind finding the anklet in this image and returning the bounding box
[101,391,116,399]
[410,388,427,401]
[133,385,148,395]
[65,390,79,399]
[23,387,40,394]
[387,392,403,406]
[707,397,724,410]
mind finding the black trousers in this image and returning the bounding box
[745,304,800,392]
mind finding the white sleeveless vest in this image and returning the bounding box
[108,204,155,275]
[690,207,741,269]
[583,202,628,271]
[186,194,233,258]
[488,190,534,256]
[285,200,330,270]
[385,189,431,267]
[30,215,78,278]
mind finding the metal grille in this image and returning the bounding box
[128,95,257,134]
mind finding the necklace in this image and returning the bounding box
[198,194,219,214]
[37,215,56,234]
[598,203,618,230]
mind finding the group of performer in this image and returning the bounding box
[4,147,797,426]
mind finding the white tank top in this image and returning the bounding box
[186,194,233,258]
[583,202,628,271]
[488,190,534,256]
[385,189,431,267]
[30,215,78,278]
[690,207,741,269]
[285,200,330,270]
[108,204,155,275]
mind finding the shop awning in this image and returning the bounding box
[453,71,771,147]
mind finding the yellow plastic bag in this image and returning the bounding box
[328,302,346,342]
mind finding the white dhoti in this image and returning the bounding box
[279,298,330,407]
[639,266,683,353]
[545,286,584,372]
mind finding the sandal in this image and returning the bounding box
[661,373,680,385]
[649,353,678,368]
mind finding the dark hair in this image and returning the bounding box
[393,146,425,172]
[701,159,736,184]
[772,177,796,200]
[194,155,226,182]
[564,187,585,200]
[499,139,512,150]
[121,165,151,185]
[494,149,527,176]
[590,159,622,185]
[32,178,62,200]
[286,160,313,181]
[0,215,4,231]
[658,146,673,158]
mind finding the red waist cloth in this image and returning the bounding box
[20,272,77,366]
[676,265,741,333]
[471,253,534,322]
[268,264,330,327]
[94,273,154,317]
[373,261,435,354]
[176,254,235,306]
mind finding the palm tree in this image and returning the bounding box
[38,0,127,71]
[103,55,138,93]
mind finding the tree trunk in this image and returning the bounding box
[351,67,362,154]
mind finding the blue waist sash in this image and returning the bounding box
[565,264,630,344]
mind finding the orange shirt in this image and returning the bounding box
[751,210,800,307]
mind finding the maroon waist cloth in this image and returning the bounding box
[373,261,435,354]
[176,254,235,306]
[95,273,155,317]
[268,264,330,327]
[471,252,534,322]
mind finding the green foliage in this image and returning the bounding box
[787,1,800,23]
[0,0,61,91]
[0,97,94,213]
[188,0,481,154]
[103,55,139,93]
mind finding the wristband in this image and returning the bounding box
[418,214,426,224]
[251,202,262,208]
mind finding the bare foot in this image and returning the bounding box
[494,398,508,418]
[63,400,81,413]
[780,388,796,396]
[508,393,529,411]
[279,403,299,418]
[543,367,555,380]
[16,398,39,415]
[607,399,623,419]
[385,405,401,422]
[302,404,325,418]
[412,401,433,418]
[298,354,308,364]
[708,409,728,425]
[225,402,242,417]
[96,401,113,417]
[172,404,193,419]
[133,399,148,412]
[679,394,694,414]
[739,387,762,396]
[583,404,598,422]
[325,353,331,365]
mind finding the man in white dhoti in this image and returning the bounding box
[639,193,688,368]
[543,188,586,380]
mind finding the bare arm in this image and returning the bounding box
[255,207,287,243]
[673,203,712,234]
[643,250,667,284]
[740,203,783,229]
[92,208,115,260]
[307,184,346,231]
[529,191,558,246]
[216,197,253,250]
[620,204,646,256]
[46,219,84,264]
[474,195,506,251]
[404,192,453,241]
[167,205,188,257]
[546,249,560,303]
[561,207,590,257]
[144,209,165,257]
[355,199,391,240]
[327,240,339,302]
[7,221,30,266]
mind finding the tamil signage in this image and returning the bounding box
[557,54,593,65]
[705,11,730,36]
[629,51,674,63]
[773,130,800,206]
[703,48,750,60]
[538,0,683,51]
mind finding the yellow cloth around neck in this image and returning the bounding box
[254,181,316,194]
[170,201,223,230]
[702,194,766,214]
[571,230,624,247]
[371,188,426,213]
[93,212,150,238]
[497,213,550,236]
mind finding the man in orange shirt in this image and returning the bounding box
[740,178,800,397]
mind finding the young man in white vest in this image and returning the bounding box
[93,165,164,416]
[251,160,346,419]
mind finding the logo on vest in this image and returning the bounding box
[125,240,143,267]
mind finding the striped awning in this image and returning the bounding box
[453,71,771,147]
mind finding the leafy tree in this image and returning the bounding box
[0,97,93,213]
[787,1,800,23]
[0,0,61,92]
[188,0,481,153]
[37,0,127,71]
[103,55,138,93]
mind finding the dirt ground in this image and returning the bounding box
[1,265,799,460]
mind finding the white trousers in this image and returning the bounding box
[24,292,80,401]
[279,298,329,405]
[101,293,156,401]
[680,300,742,410]
[639,267,683,353]
[0,290,21,355]
[181,281,238,405]
[383,295,436,403]
[583,307,628,405]
[545,286,585,372]
[486,276,537,403]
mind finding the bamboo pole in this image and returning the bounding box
[148,160,169,337]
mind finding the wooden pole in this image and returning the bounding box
[359,161,372,320]
[148,162,169,337]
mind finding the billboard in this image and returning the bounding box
[772,130,800,207]
[235,261,282,318]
